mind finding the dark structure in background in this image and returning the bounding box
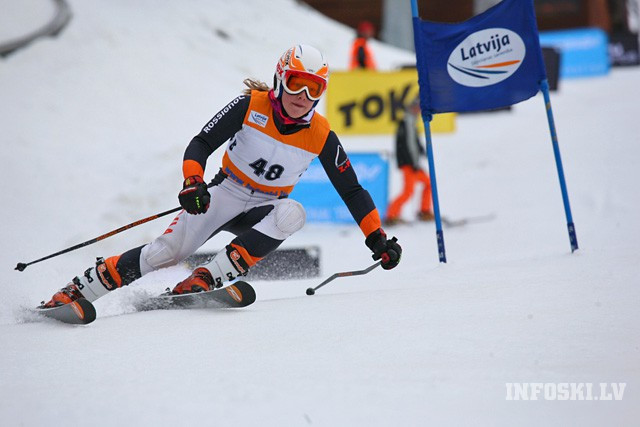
[542,47,562,90]
[303,0,639,71]
[609,32,640,65]
[303,0,385,34]
[187,247,321,281]
[535,0,611,31]
[302,0,635,36]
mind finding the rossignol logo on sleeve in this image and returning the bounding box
[447,28,525,87]
[248,110,269,128]
[203,96,244,133]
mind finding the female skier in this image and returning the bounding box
[42,44,402,308]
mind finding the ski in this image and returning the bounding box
[441,213,496,228]
[385,214,496,228]
[31,283,255,324]
[33,298,97,325]
[136,281,256,311]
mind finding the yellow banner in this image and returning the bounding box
[326,69,455,135]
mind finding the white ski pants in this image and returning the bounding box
[138,177,306,275]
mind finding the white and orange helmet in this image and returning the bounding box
[274,44,329,101]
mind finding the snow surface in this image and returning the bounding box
[0,0,56,41]
[1,0,639,425]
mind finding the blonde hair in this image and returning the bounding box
[242,78,270,95]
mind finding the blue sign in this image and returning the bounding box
[413,0,546,114]
[290,153,389,224]
[539,28,610,78]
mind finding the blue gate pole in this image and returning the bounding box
[412,0,447,262]
[540,79,579,252]
[422,113,447,262]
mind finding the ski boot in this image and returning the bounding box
[40,256,123,307]
[417,210,435,222]
[172,244,250,294]
[383,217,406,227]
[40,279,85,308]
[172,268,215,294]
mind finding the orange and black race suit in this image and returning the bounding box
[78,91,384,296]
[183,90,382,239]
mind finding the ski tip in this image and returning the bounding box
[34,298,97,325]
[73,299,97,323]
[227,281,256,306]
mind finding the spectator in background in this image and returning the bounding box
[349,20,377,70]
[384,98,434,226]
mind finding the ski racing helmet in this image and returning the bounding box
[274,44,329,102]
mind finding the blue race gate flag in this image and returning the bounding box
[411,0,578,262]
[413,0,547,114]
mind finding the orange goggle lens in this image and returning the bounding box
[283,72,326,100]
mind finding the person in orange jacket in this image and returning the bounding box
[350,21,377,70]
[384,98,434,225]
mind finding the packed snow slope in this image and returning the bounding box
[1,0,639,426]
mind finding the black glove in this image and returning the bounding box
[365,229,402,270]
[178,176,210,214]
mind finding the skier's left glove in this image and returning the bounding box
[365,228,402,270]
[179,175,210,215]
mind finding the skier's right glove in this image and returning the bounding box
[178,176,210,215]
[365,228,402,270]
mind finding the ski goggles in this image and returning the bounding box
[282,70,327,101]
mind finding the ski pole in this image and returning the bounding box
[16,181,218,272]
[15,206,183,272]
[306,261,382,295]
